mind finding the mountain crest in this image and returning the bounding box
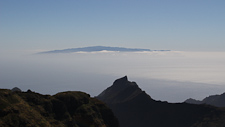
[112,76,136,88]
[97,76,151,104]
[97,77,225,127]
[185,92,225,107]
[114,76,128,85]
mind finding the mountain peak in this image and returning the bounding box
[120,75,128,81]
[97,76,151,104]
[97,77,225,127]
[113,76,128,86]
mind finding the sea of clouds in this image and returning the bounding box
[1,50,225,102]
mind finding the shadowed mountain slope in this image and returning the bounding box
[97,76,225,127]
[0,89,119,127]
[185,92,225,107]
[97,76,149,104]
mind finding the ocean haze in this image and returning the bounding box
[1,50,225,102]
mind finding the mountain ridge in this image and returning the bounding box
[185,92,225,107]
[97,76,151,104]
[97,76,225,127]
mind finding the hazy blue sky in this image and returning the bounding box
[1,0,225,51]
[1,1,225,102]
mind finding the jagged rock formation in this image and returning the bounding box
[185,92,225,107]
[0,89,119,127]
[97,76,225,127]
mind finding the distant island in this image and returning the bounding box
[39,46,170,54]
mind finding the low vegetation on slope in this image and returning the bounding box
[0,89,119,127]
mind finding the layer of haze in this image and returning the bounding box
[1,51,225,102]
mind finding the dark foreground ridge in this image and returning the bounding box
[39,46,153,54]
[97,76,225,127]
[0,89,119,127]
[185,92,225,107]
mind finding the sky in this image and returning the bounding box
[1,1,225,102]
[1,0,225,51]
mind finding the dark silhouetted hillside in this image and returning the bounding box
[97,76,225,127]
[0,89,119,127]
[185,92,225,107]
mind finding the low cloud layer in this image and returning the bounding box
[1,50,225,102]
